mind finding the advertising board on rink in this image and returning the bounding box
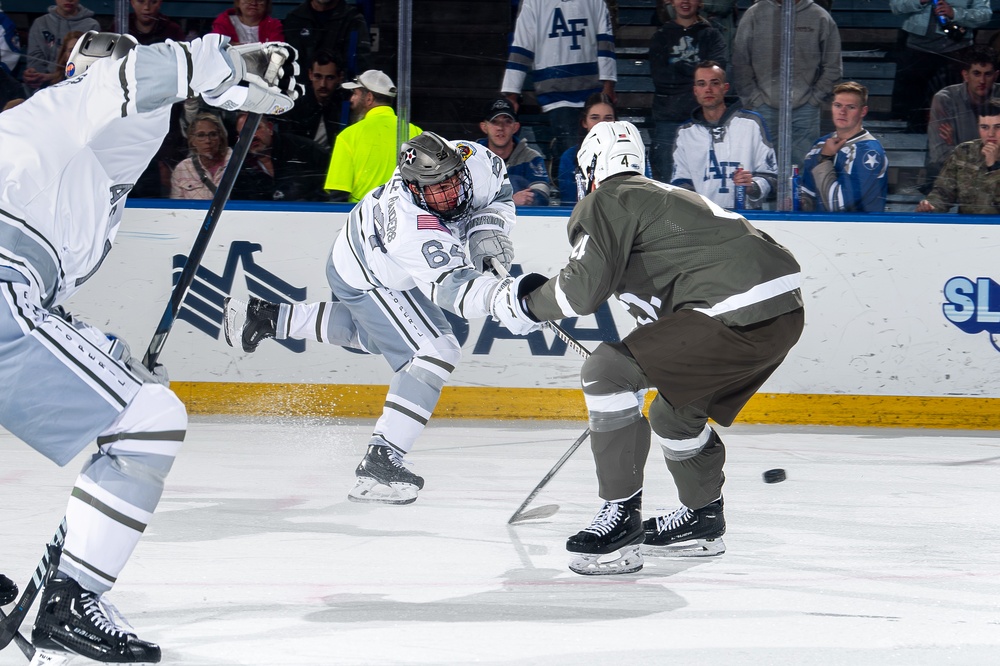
[69,203,1000,427]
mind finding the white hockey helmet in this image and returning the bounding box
[65,31,138,79]
[399,132,473,220]
[575,120,645,197]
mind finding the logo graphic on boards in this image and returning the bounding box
[175,246,622,356]
[173,241,306,353]
[942,276,1000,352]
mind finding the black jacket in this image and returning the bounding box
[234,132,331,202]
[283,0,371,79]
[649,18,727,121]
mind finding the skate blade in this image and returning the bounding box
[222,297,248,349]
[30,649,72,666]
[641,537,726,558]
[568,544,644,576]
[347,477,418,505]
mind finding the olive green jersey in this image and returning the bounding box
[524,175,803,328]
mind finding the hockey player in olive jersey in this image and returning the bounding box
[490,121,804,575]
[0,30,299,662]
[225,133,519,505]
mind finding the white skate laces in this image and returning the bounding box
[80,592,131,639]
[652,506,693,534]
[583,502,624,537]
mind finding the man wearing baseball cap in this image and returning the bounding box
[324,69,421,202]
[478,97,551,206]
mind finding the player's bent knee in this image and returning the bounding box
[653,425,713,461]
[103,383,187,458]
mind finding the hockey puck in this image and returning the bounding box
[762,468,786,484]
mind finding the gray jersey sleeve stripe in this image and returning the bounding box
[96,430,186,446]
[70,487,147,533]
[118,60,129,118]
[133,43,189,113]
[1,281,35,330]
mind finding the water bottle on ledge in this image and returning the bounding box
[790,164,801,212]
[734,164,746,211]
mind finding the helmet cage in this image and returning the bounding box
[407,166,473,221]
[399,132,474,220]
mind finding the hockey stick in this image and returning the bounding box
[142,111,264,369]
[488,259,595,525]
[143,51,287,370]
[0,520,67,657]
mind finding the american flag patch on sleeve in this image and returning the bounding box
[417,214,448,233]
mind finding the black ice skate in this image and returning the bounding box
[31,576,161,664]
[566,494,644,575]
[0,573,17,605]
[348,443,425,505]
[223,296,279,353]
[641,498,726,557]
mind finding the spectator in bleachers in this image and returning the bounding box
[324,69,420,203]
[916,102,1000,214]
[558,92,616,205]
[800,82,888,212]
[671,61,776,210]
[655,0,736,65]
[732,0,841,167]
[277,49,345,154]
[1,2,23,109]
[171,113,233,200]
[890,0,992,133]
[211,0,285,45]
[478,97,550,207]
[128,0,184,46]
[648,0,727,181]
[1,1,23,77]
[501,0,617,184]
[926,45,1000,184]
[283,0,371,82]
[126,0,186,198]
[24,0,100,92]
[232,113,331,201]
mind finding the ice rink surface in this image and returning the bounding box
[1,417,999,665]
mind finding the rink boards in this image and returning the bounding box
[66,202,1000,429]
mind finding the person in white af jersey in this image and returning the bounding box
[671,61,777,210]
[0,30,298,663]
[225,133,523,505]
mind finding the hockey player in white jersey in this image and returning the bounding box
[0,30,298,663]
[225,132,525,505]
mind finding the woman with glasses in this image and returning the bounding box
[170,113,233,199]
[211,0,284,45]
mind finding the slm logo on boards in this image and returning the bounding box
[942,276,1000,352]
[174,243,621,355]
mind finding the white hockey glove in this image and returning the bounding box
[489,273,547,336]
[203,42,301,116]
[106,335,170,387]
[468,229,514,274]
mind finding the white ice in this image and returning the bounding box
[2,418,999,665]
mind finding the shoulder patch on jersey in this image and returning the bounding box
[862,150,882,171]
[454,142,474,161]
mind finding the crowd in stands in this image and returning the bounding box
[1,0,999,214]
